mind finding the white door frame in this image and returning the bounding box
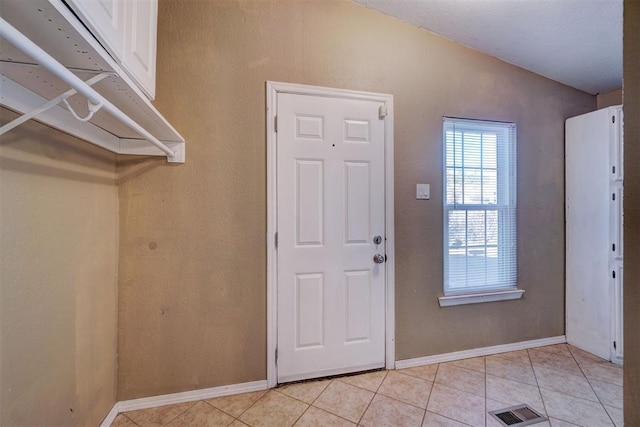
[266,81,395,388]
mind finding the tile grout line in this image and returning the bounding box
[536,383,601,405]
[276,379,331,407]
[529,347,593,380]
[303,379,363,425]
[569,350,619,426]
[566,345,611,366]
[434,413,475,427]
[122,413,139,426]
[276,371,398,425]
[306,378,332,407]
[199,399,236,420]
[207,389,268,422]
[387,369,440,410]
[120,401,195,426]
[574,359,624,387]
[428,361,483,427]
[289,404,309,426]
[161,401,196,426]
[199,399,245,424]
[527,348,550,420]
[356,394,374,425]
[537,344,622,426]
[232,389,271,423]
[488,353,557,389]
[489,352,535,368]
[584,378,624,409]
[355,370,389,425]
[334,371,387,394]
[419,363,439,427]
[375,388,432,410]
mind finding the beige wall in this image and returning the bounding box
[0,109,118,425]
[117,0,595,399]
[623,0,640,422]
[597,88,622,109]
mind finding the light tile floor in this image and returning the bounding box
[111,344,623,427]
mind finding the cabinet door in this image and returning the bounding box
[610,107,623,182]
[610,184,623,260]
[611,265,624,362]
[565,108,612,360]
[66,0,125,60]
[121,0,157,99]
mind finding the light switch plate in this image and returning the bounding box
[417,183,430,200]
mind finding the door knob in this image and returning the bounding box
[373,254,385,264]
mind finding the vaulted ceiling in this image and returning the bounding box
[353,0,623,95]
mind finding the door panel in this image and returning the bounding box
[277,93,386,382]
[296,160,324,246]
[345,162,371,244]
[345,270,372,343]
[295,273,324,349]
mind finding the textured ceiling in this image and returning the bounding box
[353,0,622,95]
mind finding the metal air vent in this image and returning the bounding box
[489,404,548,427]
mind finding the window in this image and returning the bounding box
[443,118,517,299]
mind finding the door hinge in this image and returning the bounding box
[613,270,616,279]
[275,348,278,364]
[379,105,388,119]
[275,232,278,248]
[274,115,278,132]
[613,341,617,350]
[612,243,616,252]
[612,115,615,123]
[613,192,616,201]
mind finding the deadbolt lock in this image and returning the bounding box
[373,235,382,245]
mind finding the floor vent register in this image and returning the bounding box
[488,404,548,427]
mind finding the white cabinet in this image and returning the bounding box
[566,106,623,364]
[65,0,157,99]
[121,0,157,100]
[65,0,125,60]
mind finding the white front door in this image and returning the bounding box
[276,92,387,383]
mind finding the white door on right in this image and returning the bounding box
[276,92,387,383]
[566,107,621,361]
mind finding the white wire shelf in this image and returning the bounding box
[0,0,185,163]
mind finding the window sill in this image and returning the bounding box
[438,289,525,307]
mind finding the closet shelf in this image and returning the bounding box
[0,0,185,163]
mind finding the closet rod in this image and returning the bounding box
[0,17,176,160]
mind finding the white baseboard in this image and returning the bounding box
[99,403,119,427]
[395,335,566,369]
[117,380,268,413]
[99,380,268,425]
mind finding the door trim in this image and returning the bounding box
[266,81,395,388]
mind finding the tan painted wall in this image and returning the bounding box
[0,109,118,425]
[597,88,622,109]
[118,0,595,399]
[623,0,640,422]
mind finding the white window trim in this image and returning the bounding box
[438,288,525,307]
[442,117,519,304]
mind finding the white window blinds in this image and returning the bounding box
[443,118,517,294]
